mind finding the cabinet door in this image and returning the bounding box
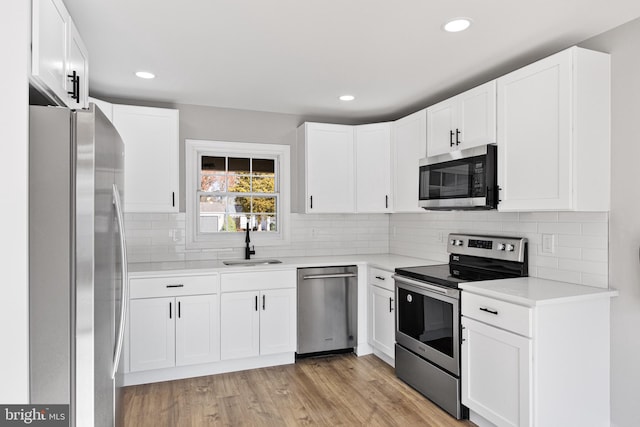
[355,123,392,212]
[305,123,355,212]
[112,105,179,213]
[462,317,532,427]
[392,109,426,212]
[370,285,395,359]
[175,294,220,366]
[426,100,455,157]
[66,19,89,109]
[129,297,175,372]
[457,81,496,150]
[259,288,296,355]
[31,0,69,104]
[497,49,572,211]
[220,291,260,360]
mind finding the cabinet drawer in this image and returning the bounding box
[369,267,394,291]
[221,269,296,292]
[130,274,219,299]
[462,292,532,337]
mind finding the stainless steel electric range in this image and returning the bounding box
[393,233,528,419]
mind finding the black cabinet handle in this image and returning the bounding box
[67,71,80,103]
[449,130,454,147]
[262,295,266,310]
[456,128,461,145]
[178,301,181,318]
[255,295,258,311]
[169,302,172,319]
[389,297,394,313]
[165,284,183,288]
[375,276,385,281]
[310,195,313,209]
[479,307,498,315]
[172,192,175,207]
[385,195,388,209]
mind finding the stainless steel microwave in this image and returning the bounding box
[418,144,498,210]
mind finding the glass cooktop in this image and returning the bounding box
[395,264,467,288]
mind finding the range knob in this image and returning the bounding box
[505,244,515,252]
[455,239,463,246]
[450,239,456,245]
[497,243,506,251]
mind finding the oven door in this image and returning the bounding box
[394,275,460,376]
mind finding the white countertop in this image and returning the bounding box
[128,254,441,277]
[460,277,618,307]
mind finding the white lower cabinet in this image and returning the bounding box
[461,290,611,427]
[175,294,220,366]
[127,275,220,373]
[368,267,395,363]
[129,297,176,371]
[462,317,531,427]
[220,270,297,360]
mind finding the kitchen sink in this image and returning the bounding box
[222,259,283,266]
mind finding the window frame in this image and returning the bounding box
[185,139,290,250]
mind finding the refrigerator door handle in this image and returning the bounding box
[112,183,129,379]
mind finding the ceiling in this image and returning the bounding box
[64,0,640,122]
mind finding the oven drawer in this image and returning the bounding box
[369,267,394,291]
[461,292,532,337]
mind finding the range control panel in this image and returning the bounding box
[447,234,527,262]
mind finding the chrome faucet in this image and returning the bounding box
[245,227,256,260]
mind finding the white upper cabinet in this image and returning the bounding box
[392,109,426,212]
[295,122,355,213]
[65,20,89,109]
[427,81,496,157]
[31,0,89,108]
[497,47,610,211]
[355,123,392,213]
[112,104,180,213]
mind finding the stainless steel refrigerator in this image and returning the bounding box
[29,104,129,426]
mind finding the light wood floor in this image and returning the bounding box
[122,353,475,426]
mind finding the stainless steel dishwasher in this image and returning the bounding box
[297,266,358,356]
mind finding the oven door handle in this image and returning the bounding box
[392,274,451,296]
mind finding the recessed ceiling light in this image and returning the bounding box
[135,71,156,79]
[339,95,355,101]
[443,18,472,33]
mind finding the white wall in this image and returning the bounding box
[580,18,640,427]
[0,0,30,402]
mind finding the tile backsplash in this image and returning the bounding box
[126,210,608,289]
[125,212,390,263]
[390,211,609,288]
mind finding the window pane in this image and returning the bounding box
[255,214,277,232]
[253,176,275,193]
[253,158,274,175]
[202,156,225,172]
[228,175,251,193]
[229,195,251,213]
[229,215,250,232]
[229,157,250,174]
[201,174,226,192]
[199,195,226,233]
[252,196,276,214]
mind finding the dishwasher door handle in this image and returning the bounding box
[302,273,358,280]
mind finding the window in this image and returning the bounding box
[186,140,290,249]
